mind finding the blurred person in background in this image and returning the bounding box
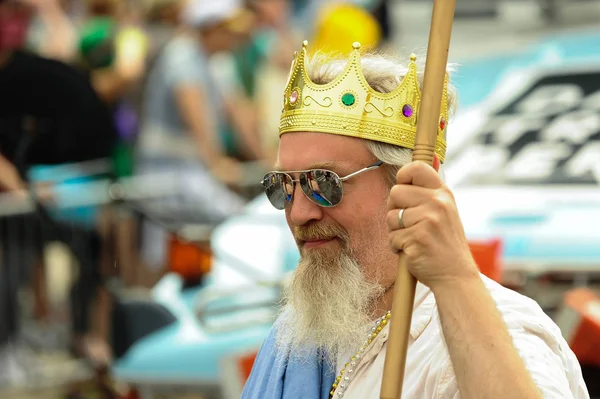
[68,0,152,371]
[0,22,119,387]
[0,0,149,371]
[214,0,295,165]
[78,0,149,107]
[135,0,262,270]
[22,0,78,62]
[3,0,149,108]
[0,0,32,53]
[0,0,28,195]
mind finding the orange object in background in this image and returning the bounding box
[220,349,259,399]
[555,288,600,366]
[468,238,503,283]
[238,351,258,383]
[120,387,139,399]
[167,234,212,282]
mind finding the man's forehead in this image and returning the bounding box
[276,132,372,171]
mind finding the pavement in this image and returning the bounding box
[0,344,95,399]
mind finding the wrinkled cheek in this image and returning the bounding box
[363,264,384,284]
[355,236,391,280]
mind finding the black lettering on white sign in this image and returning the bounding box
[450,69,600,185]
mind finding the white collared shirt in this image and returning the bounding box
[331,275,590,399]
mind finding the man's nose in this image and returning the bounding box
[287,184,323,226]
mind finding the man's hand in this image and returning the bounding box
[0,154,27,193]
[387,161,547,399]
[385,161,479,289]
[10,183,55,203]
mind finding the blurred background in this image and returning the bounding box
[0,0,600,398]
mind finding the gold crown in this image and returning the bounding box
[279,41,449,162]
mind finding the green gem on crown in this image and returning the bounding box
[341,92,356,106]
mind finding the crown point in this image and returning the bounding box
[352,42,361,50]
[302,40,308,48]
[410,53,417,62]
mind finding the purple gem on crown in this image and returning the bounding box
[402,104,413,117]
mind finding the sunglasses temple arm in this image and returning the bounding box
[339,163,383,181]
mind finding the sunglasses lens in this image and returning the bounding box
[262,172,294,210]
[300,169,343,207]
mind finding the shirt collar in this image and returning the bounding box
[376,283,435,346]
[341,283,435,375]
[409,282,435,340]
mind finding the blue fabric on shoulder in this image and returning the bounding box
[241,321,336,399]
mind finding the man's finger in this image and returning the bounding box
[386,205,429,231]
[396,161,444,189]
[388,225,418,254]
[387,184,432,211]
[387,209,406,231]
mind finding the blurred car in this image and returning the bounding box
[108,30,600,399]
[447,38,600,278]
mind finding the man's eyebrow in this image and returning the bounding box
[273,161,344,172]
[307,161,340,170]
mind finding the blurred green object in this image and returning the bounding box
[79,17,117,69]
[79,18,137,178]
[112,141,135,178]
[232,31,272,98]
[218,32,273,157]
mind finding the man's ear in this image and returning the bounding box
[433,154,440,172]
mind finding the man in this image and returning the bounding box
[135,0,257,269]
[241,41,590,398]
[0,32,119,372]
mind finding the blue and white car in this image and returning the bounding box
[447,32,600,276]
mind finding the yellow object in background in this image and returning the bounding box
[312,3,382,56]
[115,26,149,80]
[116,26,149,61]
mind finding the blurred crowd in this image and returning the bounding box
[0,0,395,224]
[0,0,394,387]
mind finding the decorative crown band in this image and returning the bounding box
[279,40,449,162]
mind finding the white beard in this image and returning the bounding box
[275,246,385,365]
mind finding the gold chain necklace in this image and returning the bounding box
[329,311,391,398]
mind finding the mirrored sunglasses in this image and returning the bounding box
[261,161,383,210]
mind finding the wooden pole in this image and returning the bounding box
[380,1,456,398]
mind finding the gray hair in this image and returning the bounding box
[305,50,457,186]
